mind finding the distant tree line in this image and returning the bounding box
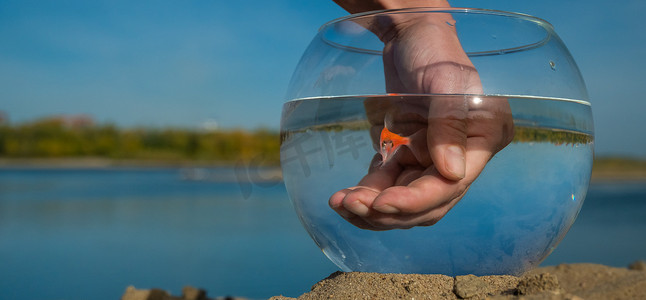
[3,117,643,171]
[0,118,280,164]
[512,126,593,145]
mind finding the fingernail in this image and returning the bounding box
[347,201,370,217]
[374,204,400,214]
[446,145,466,179]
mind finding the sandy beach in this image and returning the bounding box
[120,262,646,300]
[268,262,646,300]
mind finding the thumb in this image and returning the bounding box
[427,96,468,181]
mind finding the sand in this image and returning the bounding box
[269,262,646,300]
[121,262,646,300]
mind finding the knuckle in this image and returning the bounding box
[429,117,468,143]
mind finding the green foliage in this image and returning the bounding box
[593,156,646,172]
[0,119,616,168]
[0,118,280,165]
[512,126,593,145]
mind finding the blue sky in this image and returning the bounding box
[1,0,644,158]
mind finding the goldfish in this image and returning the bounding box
[380,126,410,163]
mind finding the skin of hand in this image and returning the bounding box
[328,3,515,230]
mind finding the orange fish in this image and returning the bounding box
[380,126,410,162]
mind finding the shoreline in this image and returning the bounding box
[2,158,646,183]
[0,158,279,169]
[590,170,646,183]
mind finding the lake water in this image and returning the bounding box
[0,168,644,300]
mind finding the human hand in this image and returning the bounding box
[328,12,515,230]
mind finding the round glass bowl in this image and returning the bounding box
[280,8,593,276]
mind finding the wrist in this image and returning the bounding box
[377,0,451,10]
[333,0,451,14]
[370,7,457,43]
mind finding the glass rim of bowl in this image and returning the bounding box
[319,7,554,57]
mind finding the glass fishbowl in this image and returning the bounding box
[280,8,593,276]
